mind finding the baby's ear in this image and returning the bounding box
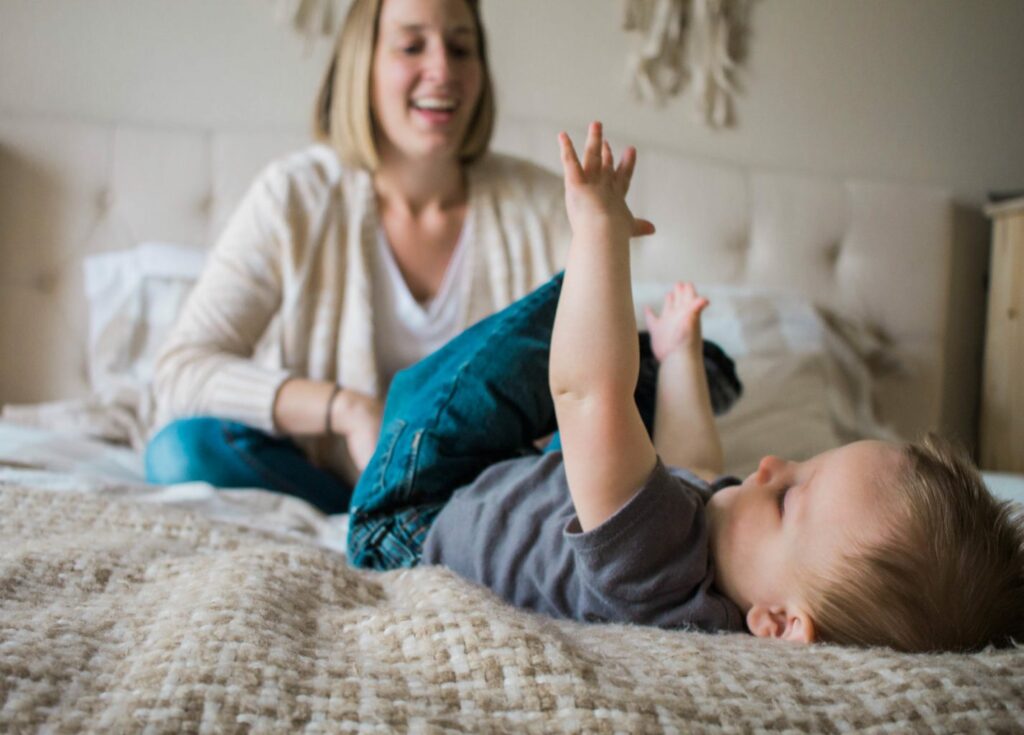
[747,604,816,644]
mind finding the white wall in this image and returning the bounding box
[1,0,1022,205]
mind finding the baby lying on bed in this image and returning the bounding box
[347,123,1024,653]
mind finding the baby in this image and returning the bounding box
[347,123,1024,652]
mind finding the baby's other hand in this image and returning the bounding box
[643,282,709,362]
[558,122,655,240]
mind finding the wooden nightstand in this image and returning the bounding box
[979,196,1024,472]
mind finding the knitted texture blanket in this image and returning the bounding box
[2,485,1022,733]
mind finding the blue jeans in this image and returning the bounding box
[144,417,353,514]
[347,272,663,570]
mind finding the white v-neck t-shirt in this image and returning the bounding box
[371,216,471,390]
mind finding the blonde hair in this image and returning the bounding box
[312,0,495,171]
[805,435,1024,652]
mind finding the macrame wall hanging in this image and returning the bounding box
[271,0,348,47]
[624,0,752,129]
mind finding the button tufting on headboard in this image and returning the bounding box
[826,241,843,264]
[198,193,214,215]
[96,189,114,212]
[33,270,59,294]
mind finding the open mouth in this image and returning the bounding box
[411,96,459,114]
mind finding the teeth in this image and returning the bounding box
[413,97,457,112]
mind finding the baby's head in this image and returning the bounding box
[706,437,1024,652]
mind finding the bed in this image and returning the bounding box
[2,111,1023,732]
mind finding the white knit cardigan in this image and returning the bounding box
[152,144,569,474]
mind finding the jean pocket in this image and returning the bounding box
[375,422,429,506]
[397,428,426,505]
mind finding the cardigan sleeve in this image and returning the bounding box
[528,159,577,274]
[501,154,571,278]
[540,175,571,273]
[151,165,294,433]
[469,154,572,309]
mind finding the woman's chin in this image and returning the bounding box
[387,135,463,164]
[404,115,469,153]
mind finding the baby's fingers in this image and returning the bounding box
[643,305,660,331]
[558,132,583,183]
[616,146,638,193]
[582,121,603,174]
[674,283,708,310]
[675,282,700,301]
[675,282,695,299]
[632,217,656,238]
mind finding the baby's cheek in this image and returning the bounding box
[729,504,770,559]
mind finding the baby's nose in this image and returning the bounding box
[756,455,783,483]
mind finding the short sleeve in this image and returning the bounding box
[564,460,713,611]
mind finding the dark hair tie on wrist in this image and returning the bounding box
[325,384,343,435]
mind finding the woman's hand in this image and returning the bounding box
[643,282,709,362]
[330,390,384,473]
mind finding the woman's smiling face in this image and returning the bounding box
[371,0,483,163]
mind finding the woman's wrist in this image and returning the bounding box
[328,387,375,437]
[324,384,343,435]
[273,378,351,436]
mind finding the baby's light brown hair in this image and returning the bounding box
[804,435,1024,652]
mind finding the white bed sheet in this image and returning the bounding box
[983,471,1024,506]
[0,419,349,553]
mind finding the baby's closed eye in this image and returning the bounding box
[777,486,790,515]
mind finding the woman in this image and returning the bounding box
[145,0,569,513]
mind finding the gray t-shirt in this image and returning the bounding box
[420,452,745,633]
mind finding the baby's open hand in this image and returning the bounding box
[558,122,655,240]
[643,282,709,361]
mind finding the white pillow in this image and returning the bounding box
[82,242,207,394]
[984,472,1024,507]
[633,283,883,478]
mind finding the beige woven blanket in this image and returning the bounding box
[2,485,1022,733]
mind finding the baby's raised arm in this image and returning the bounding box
[644,284,724,481]
[549,123,658,532]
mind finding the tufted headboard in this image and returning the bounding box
[0,111,989,447]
